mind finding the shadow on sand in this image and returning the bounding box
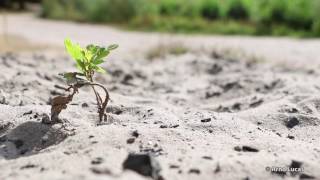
[0,121,68,159]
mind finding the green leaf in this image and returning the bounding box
[86,44,99,54]
[84,50,94,62]
[63,38,118,76]
[94,66,106,73]
[92,58,104,65]
[96,49,109,60]
[107,44,118,51]
[64,38,83,61]
[76,60,86,72]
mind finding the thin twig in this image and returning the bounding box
[88,83,110,122]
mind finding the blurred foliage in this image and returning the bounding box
[41,0,320,37]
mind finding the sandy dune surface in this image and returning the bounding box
[0,13,320,180]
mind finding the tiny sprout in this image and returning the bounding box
[50,38,118,124]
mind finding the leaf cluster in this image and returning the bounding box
[64,38,118,79]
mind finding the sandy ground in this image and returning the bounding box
[0,13,320,180]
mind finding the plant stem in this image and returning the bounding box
[88,82,110,122]
[88,73,103,111]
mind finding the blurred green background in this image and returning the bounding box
[3,0,320,37]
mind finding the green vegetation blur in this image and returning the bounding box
[41,0,320,37]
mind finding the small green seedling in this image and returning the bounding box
[50,38,118,124]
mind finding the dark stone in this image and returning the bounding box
[234,146,242,152]
[160,125,168,128]
[290,160,303,176]
[20,164,37,169]
[114,109,123,115]
[170,124,179,128]
[249,99,264,108]
[122,153,161,179]
[44,75,52,81]
[127,138,135,144]
[235,146,259,152]
[287,135,295,140]
[201,118,211,123]
[287,107,298,113]
[41,113,51,124]
[189,168,201,174]
[286,117,299,128]
[91,157,104,165]
[169,164,179,169]
[202,156,212,160]
[214,163,221,173]
[81,103,89,108]
[33,113,39,119]
[290,160,302,169]
[90,167,112,175]
[242,146,259,152]
[121,74,134,85]
[23,110,33,116]
[205,91,221,99]
[232,103,241,111]
[131,130,140,138]
[223,82,242,92]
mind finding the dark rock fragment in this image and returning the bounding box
[121,74,134,85]
[286,117,299,129]
[41,113,51,124]
[23,110,33,116]
[81,103,89,108]
[127,138,135,144]
[234,146,242,152]
[20,164,37,169]
[223,82,242,92]
[290,160,303,176]
[90,167,112,175]
[205,91,221,99]
[91,157,104,165]
[249,99,264,108]
[287,135,295,140]
[123,153,162,179]
[202,156,212,160]
[169,164,179,169]
[214,163,221,173]
[242,146,259,152]
[234,146,259,152]
[232,103,241,111]
[131,130,140,138]
[160,125,168,128]
[201,118,211,123]
[188,168,200,174]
